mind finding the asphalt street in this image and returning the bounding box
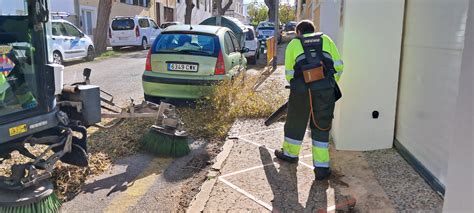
[63,49,148,105]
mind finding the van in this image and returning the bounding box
[109,16,161,50]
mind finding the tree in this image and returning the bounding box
[184,0,195,24]
[247,3,268,26]
[215,0,233,15]
[264,0,275,22]
[93,0,113,55]
[279,4,295,24]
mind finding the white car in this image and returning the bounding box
[109,16,161,50]
[256,21,283,44]
[50,19,95,65]
[244,26,259,65]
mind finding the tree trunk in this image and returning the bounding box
[265,0,275,22]
[221,0,233,15]
[215,0,233,16]
[93,0,113,55]
[184,0,195,24]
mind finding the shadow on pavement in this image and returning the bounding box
[259,146,328,212]
[80,139,210,197]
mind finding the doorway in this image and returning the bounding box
[81,9,93,35]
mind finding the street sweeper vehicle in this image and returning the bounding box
[0,0,188,212]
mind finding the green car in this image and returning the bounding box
[142,25,248,101]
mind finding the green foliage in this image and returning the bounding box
[279,4,296,25]
[247,2,296,26]
[97,50,118,59]
[179,74,285,141]
[247,2,269,26]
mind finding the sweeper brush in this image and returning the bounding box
[140,102,190,157]
[0,181,61,213]
[0,125,89,212]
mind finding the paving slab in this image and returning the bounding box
[202,119,443,212]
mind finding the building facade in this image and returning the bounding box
[176,0,213,24]
[51,0,177,36]
[212,0,245,22]
[296,0,473,210]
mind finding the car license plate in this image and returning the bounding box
[9,124,27,137]
[263,30,273,35]
[168,63,198,72]
[119,37,128,40]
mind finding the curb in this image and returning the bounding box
[187,139,235,212]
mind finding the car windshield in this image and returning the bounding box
[111,19,135,30]
[0,0,28,16]
[259,22,275,28]
[245,29,255,40]
[154,33,219,56]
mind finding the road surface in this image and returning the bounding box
[63,49,148,105]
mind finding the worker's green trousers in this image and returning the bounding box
[282,87,335,168]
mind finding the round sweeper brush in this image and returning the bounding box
[140,125,190,157]
[0,180,61,213]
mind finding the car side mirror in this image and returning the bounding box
[241,47,250,53]
[80,32,85,38]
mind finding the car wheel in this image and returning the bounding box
[141,38,148,50]
[53,51,63,65]
[112,46,121,51]
[144,94,162,104]
[85,46,95,61]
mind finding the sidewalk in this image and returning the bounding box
[191,66,443,212]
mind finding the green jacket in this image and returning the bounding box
[285,33,344,83]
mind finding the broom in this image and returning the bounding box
[0,193,62,213]
[0,181,62,213]
[140,128,190,157]
[140,103,190,157]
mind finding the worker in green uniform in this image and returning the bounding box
[275,20,344,180]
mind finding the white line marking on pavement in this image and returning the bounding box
[219,177,273,211]
[302,154,312,158]
[237,127,283,138]
[299,161,314,170]
[326,184,336,213]
[238,137,276,152]
[220,163,278,178]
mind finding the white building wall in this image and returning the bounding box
[50,0,76,15]
[331,0,405,151]
[395,0,469,186]
[319,0,341,45]
[443,1,473,210]
[176,0,213,24]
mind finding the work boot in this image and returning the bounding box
[314,167,332,181]
[274,149,299,164]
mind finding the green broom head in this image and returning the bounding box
[0,181,62,213]
[140,128,190,157]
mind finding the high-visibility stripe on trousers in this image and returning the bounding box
[282,87,335,168]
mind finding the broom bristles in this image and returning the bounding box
[0,193,61,213]
[140,129,190,157]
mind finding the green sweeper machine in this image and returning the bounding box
[0,0,189,212]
